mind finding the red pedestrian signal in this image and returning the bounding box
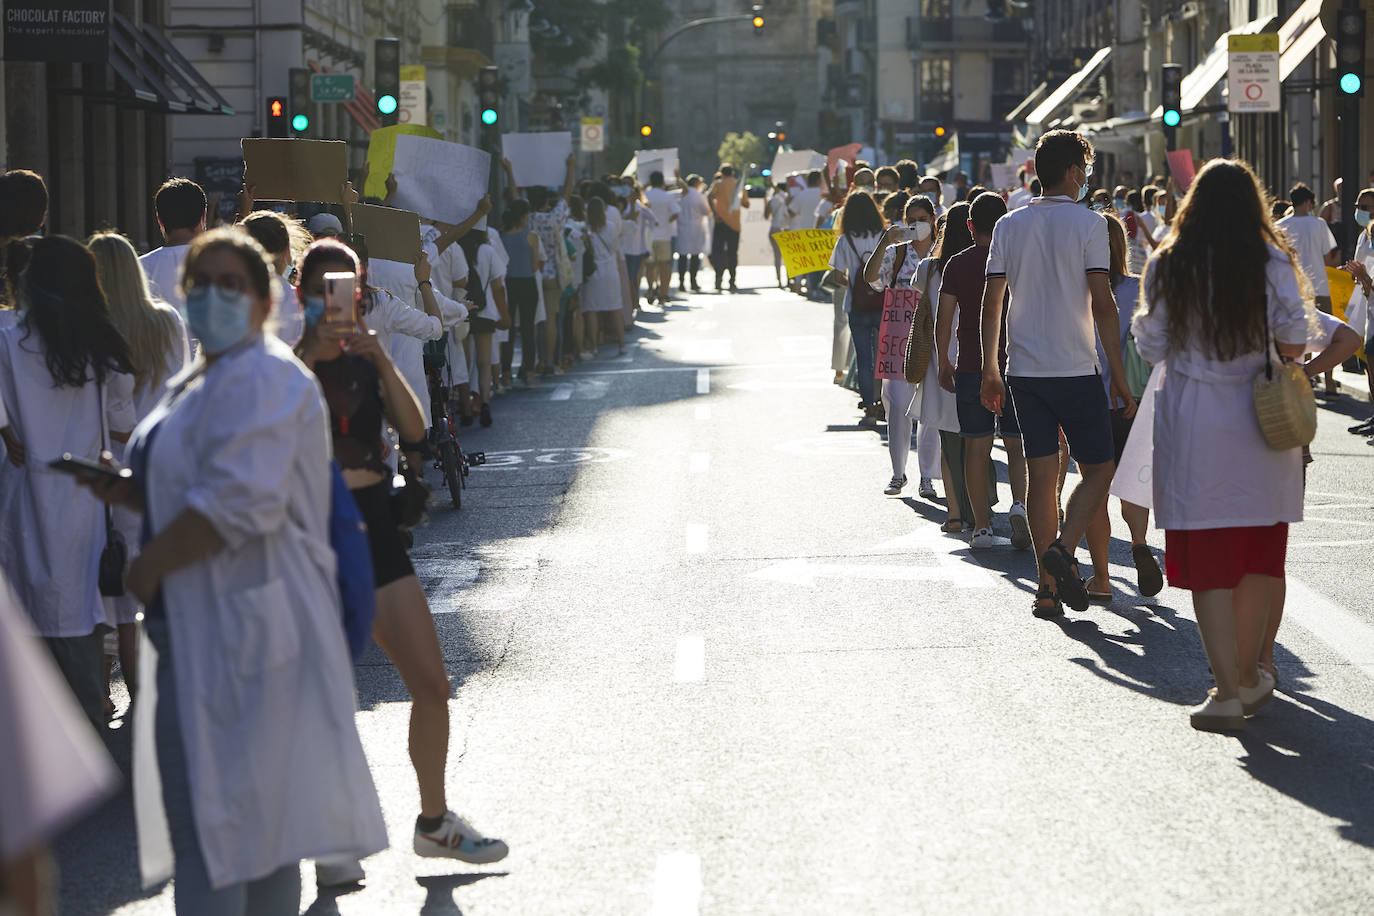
[266,96,288,138]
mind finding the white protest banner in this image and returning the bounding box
[636,147,678,185]
[1109,362,1164,509]
[501,131,572,187]
[390,134,491,226]
[770,149,825,180]
[620,154,637,179]
[988,163,1019,191]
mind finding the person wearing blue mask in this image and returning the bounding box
[978,129,1136,618]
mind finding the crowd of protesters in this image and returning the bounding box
[776,131,1364,735]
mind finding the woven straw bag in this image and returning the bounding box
[1253,319,1316,450]
[904,255,935,384]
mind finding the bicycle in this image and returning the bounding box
[426,363,485,510]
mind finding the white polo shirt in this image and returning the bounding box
[985,195,1110,378]
[1276,213,1337,297]
[644,187,681,242]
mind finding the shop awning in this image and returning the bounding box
[107,12,233,114]
[1148,15,1275,120]
[1026,48,1112,130]
[1003,82,1048,122]
[1279,0,1326,80]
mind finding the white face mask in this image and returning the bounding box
[911,221,933,241]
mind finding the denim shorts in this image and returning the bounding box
[1006,374,1114,464]
[955,372,1020,439]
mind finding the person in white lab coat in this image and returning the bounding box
[677,175,711,292]
[1132,160,1313,734]
[0,235,137,728]
[458,228,512,426]
[295,241,508,886]
[87,231,191,705]
[82,229,387,914]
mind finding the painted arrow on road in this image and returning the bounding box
[748,557,996,588]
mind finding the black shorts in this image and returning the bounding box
[1110,407,1134,465]
[955,372,1021,439]
[471,314,498,334]
[1006,374,1114,465]
[351,480,414,588]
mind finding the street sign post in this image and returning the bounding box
[399,65,426,125]
[581,117,605,152]
[1227,33,1280,114]
[310,73,356,103]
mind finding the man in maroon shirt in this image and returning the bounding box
[935,192,1030,550]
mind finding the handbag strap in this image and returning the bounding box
[97,379,115,534]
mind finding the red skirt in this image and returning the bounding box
[1164,524,1288,592]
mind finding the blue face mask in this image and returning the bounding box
[303,294,325,326]
[186,284,252,354]
[1357,210,1372,228]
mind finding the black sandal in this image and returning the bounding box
[1032,585,1063,619]
[1042,540,1089,612]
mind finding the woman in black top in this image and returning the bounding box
[295,240,508,879]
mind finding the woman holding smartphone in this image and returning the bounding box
[80,228,385,913]
[295,240,508,885]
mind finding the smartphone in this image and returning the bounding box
[887,225,920,247]
[323,271,358,333]
[49,454,132,483]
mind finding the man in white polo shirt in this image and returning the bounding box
[1277,182,1340,392]
[978,130,1136,618]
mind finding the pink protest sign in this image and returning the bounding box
[875,287,920,380]
[827,143,862,179]
[1166,150,1196,191]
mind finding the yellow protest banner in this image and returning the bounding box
[773,229,837,276]
[364,124,442,199]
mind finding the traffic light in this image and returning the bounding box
[752,5,764,32]
[478,66,500,127]
[640,124,653,138]
[266,96,287,138]
[1336,7,1367,96]
[1161,63,1183,147]
[375,37,400,126]
[288,67,311,134]
[934,125,947,138]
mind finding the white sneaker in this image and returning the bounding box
[414,811,509,864]
[579,350,597,361]
[1239,669,1277,716]
[884,474,907,495]
[1008,502,1031,550]
[918,477,937,499]
[970,527,998,549]
[315,856,365,887]
[1189,695,1245,732]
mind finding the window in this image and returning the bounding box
[920,57,953,123]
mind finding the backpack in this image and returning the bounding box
[846,234,886,312]
[423,336,447,370]
[329,461,376,661]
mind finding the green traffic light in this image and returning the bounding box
[1341,72,1363,94]
[1162,109,1181,127]
[377,94,398,115]
[292,114,309,131]
[481,108,498,125]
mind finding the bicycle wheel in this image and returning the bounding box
[440,440,461,509]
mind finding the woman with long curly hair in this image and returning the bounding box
[1132,159,1313,733]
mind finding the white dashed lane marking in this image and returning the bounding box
[696,368,710,394]
[550,384,573,401]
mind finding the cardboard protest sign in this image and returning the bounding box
[989,163,1019,191]
[773,229,836,276]
[350,203,422,265]
[827,143,862,179]
[1166,150,1196,191]
[771,149,825,180]
[501,131,572,187]
[390,134,491,226]
[636,148,678,185]
[1109,362,1164,509]
[876,288,919,380]
[241,139,348,203]
[364,125,443,199]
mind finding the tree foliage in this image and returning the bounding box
[717,132,766,171]
[531,0,669,91]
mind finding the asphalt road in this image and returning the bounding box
[61,267,1374,914]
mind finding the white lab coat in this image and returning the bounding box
[0,324,137,637]
[129,335,386,889]
[425,232,472,388]
[678,187,711,256]
[365,262,443,423]
[107,307,192,627]
[1133,247,1311,530]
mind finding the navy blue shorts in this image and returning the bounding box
[955,372,1020,439]
[1006,374,1114,465]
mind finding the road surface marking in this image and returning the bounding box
[695,405,712,420]
[550,384,573,401]
[696,368,710,394]
[689,452,711,474]
[1285,578,1374,678]
[686,524,709,553]
[749,557,995,588]
[681,339,732,362]
[674,635,705,682]
[651,852,701,916]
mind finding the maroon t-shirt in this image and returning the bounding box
[937,244,1008,374]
